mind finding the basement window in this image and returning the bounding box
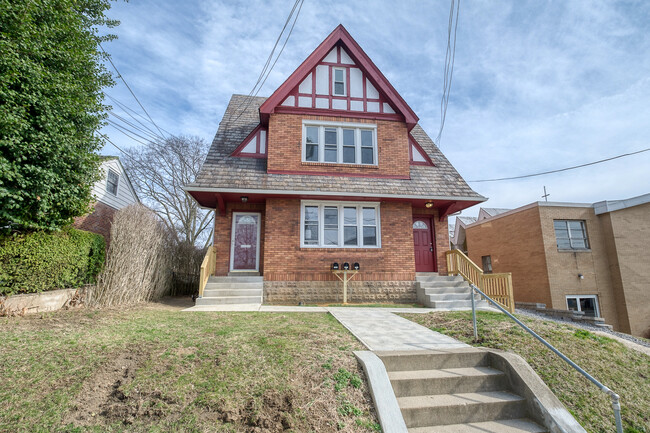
[302,121,377,165]
[481,255,493,274]
[554,220,589,250]
[566,295,600,317]
[106,169,119,196]
[301,201,380,248]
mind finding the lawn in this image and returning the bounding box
[401,310,650,433]
[0,302,380,432]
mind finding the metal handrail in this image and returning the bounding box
[469,283,623,433]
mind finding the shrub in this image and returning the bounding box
[0,227,105,296]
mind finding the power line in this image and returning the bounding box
[225,0,305,128]
[109,110,162,141]
[468,147,650,183]
[98,42,168,139]
[106,94,170,138]
[436,0,461,147]
[106,119,153,145]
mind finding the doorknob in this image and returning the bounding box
[429,247,433,252]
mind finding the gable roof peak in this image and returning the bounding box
[259,24,419,129]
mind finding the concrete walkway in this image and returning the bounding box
[329,307,469,351]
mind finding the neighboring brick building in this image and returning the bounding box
[73,156,139,243]
[185,25,485,303]
[464,194,650,337]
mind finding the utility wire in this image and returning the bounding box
[99,42,168,139]
[436,0,461,147]
[109,110,162,141]
[225,0,305,128]
[468,147,650,183]
[106,119,153,145]
[106,94,169,138]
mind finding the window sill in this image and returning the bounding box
[301,162,379,169]
[300,246,381,251]
[557,248,592,253]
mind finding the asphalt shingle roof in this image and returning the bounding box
[188,95,484,200]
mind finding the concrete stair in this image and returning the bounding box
[195,276,263,306]
[378,350,548,432]
[416,273,488,309]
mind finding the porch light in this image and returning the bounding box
[332,262,339,270]
[425,201,434,208]
[241,196,248,203]
[578,273,584,280]
[353,262,360,270]
[343,262,350,270]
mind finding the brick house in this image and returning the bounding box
[464,194,650,337]
[185,25,485,304]
[73,156,139,242]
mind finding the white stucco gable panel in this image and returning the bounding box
[366,79,379,99]
[323,48,337,63]
[315,65,329,95]
[299,73,312,93]
[282,96,295,106]
[340,48,354,65]
[350,68,363,98]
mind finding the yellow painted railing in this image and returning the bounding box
[446,249,515,313]
[198,246,216,298]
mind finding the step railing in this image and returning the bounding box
[198,246,216,298]
[468,284,623,433]
[446,249,515,312]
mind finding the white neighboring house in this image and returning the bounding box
[73,156,139,241]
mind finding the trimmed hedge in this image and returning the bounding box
[0,226,105,296]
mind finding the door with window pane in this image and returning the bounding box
[230,213,260,271]
[413,217,436,272]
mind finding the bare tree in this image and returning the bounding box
[121,135,213,248]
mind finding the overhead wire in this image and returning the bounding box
[109,110,162,141]
[436,0,461,147]
[105,94,169,138]
[106,119,154,146]
[467,147,650,183]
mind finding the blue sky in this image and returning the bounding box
[100,0,650,216]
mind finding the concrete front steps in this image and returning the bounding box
[195,275,263,306]
[378,349,548,432]
[416,273,489,309]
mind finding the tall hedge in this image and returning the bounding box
[0,226,105,296]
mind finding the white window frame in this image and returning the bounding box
[300,201,381,248]
[332,67,346,96]
[301,120,378,166]
[566,294,600,317]
[106,169,119,196]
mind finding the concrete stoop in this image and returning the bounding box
[357,348,586,433]
[195,276,263,306]
[416,273,488,309]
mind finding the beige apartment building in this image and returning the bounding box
[464,193,650,337]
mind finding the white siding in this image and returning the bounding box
[92,159,139,210]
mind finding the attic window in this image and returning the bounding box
[333,68,346,96]
[106,169,119,196]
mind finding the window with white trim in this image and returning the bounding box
[333,68,346,96]
[301,201,380,248]
[566,295,600,317]
[554,220,589,250]
[302,121,377,165]
[106,169,119,196]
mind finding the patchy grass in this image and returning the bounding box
[401,310,650,433]
[0,304,379,432]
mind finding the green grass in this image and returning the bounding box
[401,310,650,433]
[0,306,379,432]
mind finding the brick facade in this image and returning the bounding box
[73,201,117,244]
[267,113,410,178]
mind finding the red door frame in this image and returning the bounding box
[413,215,437,272]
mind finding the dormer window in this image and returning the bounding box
[333,68,346,96]
[106,169,119,196]
[302,120,377,166]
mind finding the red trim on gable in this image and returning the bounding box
[409,134,435,167]
[259,25,419,130]
[267,168,409,180]
[231,124,268,158]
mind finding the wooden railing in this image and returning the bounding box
[446,249,515,313]
[198,246,216,298]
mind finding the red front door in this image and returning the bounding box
[231,213,260,271]
[413,217,437,272]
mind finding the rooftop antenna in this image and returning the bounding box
[542,186,550,202]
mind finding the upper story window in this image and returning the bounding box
[106,169,119,196]
[301,201,380,248]
[553,220,589,250]
[333,68,346,96]
[303,121,377,165]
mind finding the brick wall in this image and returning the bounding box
[73,201,117,244]
[597,202,650,337]
[538,205,619,330]
[466,205,553,306]
[263,199,416,282]
[267,113,410,178]
[213,203,265,276]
